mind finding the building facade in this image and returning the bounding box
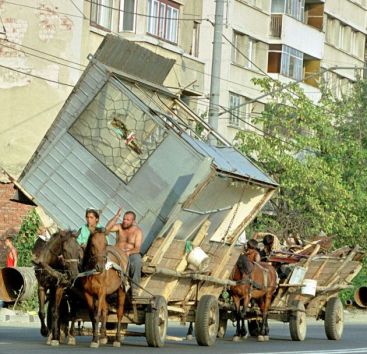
[1,0,366,177]
[197,0,367,141]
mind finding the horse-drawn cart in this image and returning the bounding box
[14,35,277,347]
[262,244,364,341]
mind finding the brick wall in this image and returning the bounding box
[0,183,33,266]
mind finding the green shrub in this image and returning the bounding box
[13,209,40,267]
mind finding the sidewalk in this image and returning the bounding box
[0,306,365,326]
[0,307,40,325]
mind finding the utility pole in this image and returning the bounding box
[208,0,225,145]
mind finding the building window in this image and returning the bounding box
[232,31,257,69]
[119,0,136,32]
[268,44,303,81]
[147,0,179,43]
[91,0,113,30]
[190,21,200,57]
[69,81,167,184]
[272,0,305,21]
[229,93,251,127]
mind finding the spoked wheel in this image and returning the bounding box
[195,295,219,346]
[324,297,344,340]
[145,296,168,347]
[289,300,307,341]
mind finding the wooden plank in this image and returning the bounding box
[150,220,182,266]
[160,220,211,300]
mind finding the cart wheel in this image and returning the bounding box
[324,297,344,340]
[195,295,219,346]
[248,320,260,337]
[217,316,227,338]
[145,296,168,347]
[289,300,307,341]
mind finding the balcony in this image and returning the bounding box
[270,14,324,59]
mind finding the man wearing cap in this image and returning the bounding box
[106,208,143,297]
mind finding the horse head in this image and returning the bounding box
[59,230,83,281]
[83,228,107,273]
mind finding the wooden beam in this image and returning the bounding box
[150,220,182,266]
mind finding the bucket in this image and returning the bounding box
[187,247,210,271]
[288,266,307,285]
[301,279,317,296]
[354,286,367,308]
[0,267,37,302]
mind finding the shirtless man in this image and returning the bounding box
[106,208,143,296]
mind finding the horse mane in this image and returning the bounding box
[82,229,106,270]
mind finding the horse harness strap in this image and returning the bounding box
[254,262,270,289]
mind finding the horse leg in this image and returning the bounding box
[240,296,249,339]
[99,299,108,345]
[232,296,241,342]
[38,285,49,337]
[85,292,99,348]
[50,287,64,346]
[257,294,271,342]
[67,297,77,345]
[186,322,194,340]
[113,287,126,347]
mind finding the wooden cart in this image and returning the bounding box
[71,219,242,347]
[263,245,364,341]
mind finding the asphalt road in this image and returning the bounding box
[0,320,366,354]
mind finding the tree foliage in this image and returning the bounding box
[13,209,40,266]
[236,77,367,250]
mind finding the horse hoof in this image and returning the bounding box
[90,341,99,348]
[257,335,265,342]
[50,340,59,346]
[264,335,269,341]
[67,336,76,345]
[40,327,48,337]
[113,341,121,347]
[100,337,108,345]
[186,334,193,341]
[46,334,52,345]
[233,336,240,342]
[241,334,248,340]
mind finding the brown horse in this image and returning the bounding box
[230,251,277,342]
[32,230,83,346]
[80,229,128,348]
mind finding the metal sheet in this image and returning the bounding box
[182,133,277,187]
[94,34,175,85]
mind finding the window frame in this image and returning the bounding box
[90,0,113,31]
[118,0,136,32]
[147,0,180,44]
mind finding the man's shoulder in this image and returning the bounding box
[132,224,143,235]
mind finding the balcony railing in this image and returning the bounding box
[270,14,282,38]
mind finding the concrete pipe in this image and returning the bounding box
[0,267,37,302]
[354,286,367,308]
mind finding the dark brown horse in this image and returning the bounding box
[80,229,128,348]
[230,251,277,342]
[32,230,83,346]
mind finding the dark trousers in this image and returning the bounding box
[129,253,141,293]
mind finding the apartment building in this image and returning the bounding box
[0,0,205,177]
[0,1,86,177]
[198,0,367,142]
[1,0,366,176]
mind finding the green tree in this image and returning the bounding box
[235,77,367,250]
[13,209,41,266]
